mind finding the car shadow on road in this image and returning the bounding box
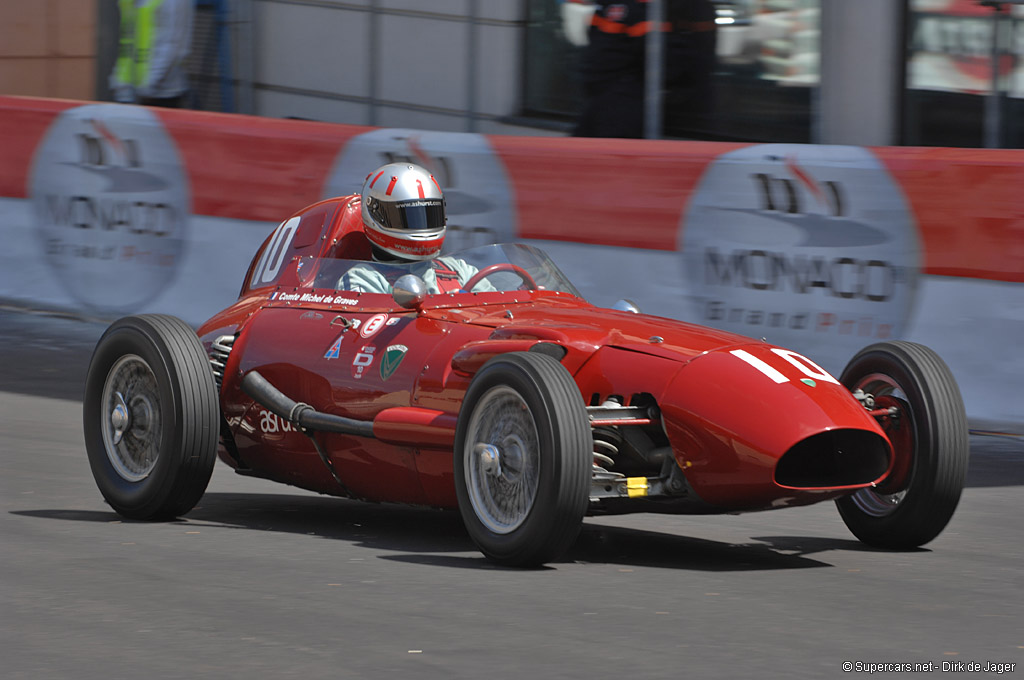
[12,491,867,573]
[748,534,926,557]
[558,523,857,571]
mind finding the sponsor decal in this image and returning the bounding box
[385,317,401,326]
[324,335,344,360]
[324,129,517,252]
[29,104,191,315]
[299,311,324,320]
[260,409,296,434]
[360,313,388,338]
[352,346,376,379]
[681,145,921,370]
[380,344,408,381]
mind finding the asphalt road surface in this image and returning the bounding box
[2,309,1022,679]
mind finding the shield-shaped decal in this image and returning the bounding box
[380,344,408,381]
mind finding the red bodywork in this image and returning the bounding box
[198,197,893,515]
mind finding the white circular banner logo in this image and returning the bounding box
[681,145,922,369]
[323,129,516,253]
[29,104,190,315]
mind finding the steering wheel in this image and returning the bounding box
[462,263,538,292]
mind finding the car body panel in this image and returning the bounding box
[199,240,893,515]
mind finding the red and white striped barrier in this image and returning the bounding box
[0,96,1021,430]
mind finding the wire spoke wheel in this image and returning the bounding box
[464,386,541,534]
[100,355,163,482]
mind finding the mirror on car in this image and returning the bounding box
[393,274,427,310]
[611,299,641,314]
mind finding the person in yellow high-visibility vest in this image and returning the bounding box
[109,0,194,107]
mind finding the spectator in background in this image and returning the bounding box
[570,0,717,138]
[110,0,194,108]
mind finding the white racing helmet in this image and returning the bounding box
[361,163,446,261]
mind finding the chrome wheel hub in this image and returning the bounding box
[475,443,502,477]
[851,488,908,517]
[110,393,130,445]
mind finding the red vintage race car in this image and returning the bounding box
[83,198,970,567]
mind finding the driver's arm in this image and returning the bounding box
[447,257,497,292]
[337,265,391,294]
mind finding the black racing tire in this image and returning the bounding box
[83,314,219,520]
[836,341,969,549]
[454,352,591,567]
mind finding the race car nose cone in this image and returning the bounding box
[475,443,502,477]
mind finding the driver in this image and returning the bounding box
[337,163,493,294]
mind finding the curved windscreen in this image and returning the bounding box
[304,243,583,297]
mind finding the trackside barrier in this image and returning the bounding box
[0,96,1021,431]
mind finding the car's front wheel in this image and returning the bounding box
[455,352,591,567]
[83,314,219,520]
[837,341,969,548]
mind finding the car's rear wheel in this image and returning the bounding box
[837,341,969,548]
[455,352,591,567]
[83,314,219,520]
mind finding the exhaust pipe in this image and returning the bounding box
[241,370,375,438]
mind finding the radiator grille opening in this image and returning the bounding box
[775,429,890,489]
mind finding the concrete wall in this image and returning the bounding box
[249,0,553,136]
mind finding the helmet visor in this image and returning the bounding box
[372,198,445,232]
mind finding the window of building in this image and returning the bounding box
[521,0,821,142]
[904,0,1023,148]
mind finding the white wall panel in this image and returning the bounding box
[474,23,520,116]
[375,106,468,132]
[255,2,371,97]
[377,14,468,111]
[380,0,468,15]
[255,89,370,126]
[477,0,523,23]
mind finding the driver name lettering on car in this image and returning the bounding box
[269,292,358,305]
